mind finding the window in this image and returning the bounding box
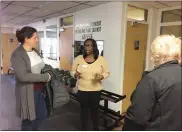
[161,9,182,23]
[60,15,73,27]
[160,25,181,38]
[127,5,148,22]
[45,31,57,60]
[38,25,58,60]
[159,7,181,38]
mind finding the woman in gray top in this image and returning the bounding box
[11,26,51,130]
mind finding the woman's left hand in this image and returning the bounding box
[94,73,104,81]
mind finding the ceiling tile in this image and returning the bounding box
[129,1,181,9]
[1,15,14,23]
[153,2,169,8]
[17,16,37,21]
[25,9,55,17]
[71,1,90,4]
[62,4,91,14]
[8,19,26,24]
[12,1,47,8]
[32,18,45,23]
[1,23,15,27]
[20,19,34,25]
[1,1,12,4]
[1,3,8,9]
[38,1,80,12]
[84,1,108,6]
[2,4,33,14]
[1,12,20,17]
[132,1,167,9]
[45,12,66,19]
[7,15,36,24]
[159,1,182,7]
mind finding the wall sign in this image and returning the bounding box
[82,34,92,40]
[75,21,102,40]
[134,40,140,50]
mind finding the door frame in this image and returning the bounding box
[58,13,75,69]
[127,18,148,25]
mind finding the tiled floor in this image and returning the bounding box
[0,74,21,130]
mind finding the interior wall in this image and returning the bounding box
[1,27,14,34]
[74,2,124,111]
[1,33,19,74]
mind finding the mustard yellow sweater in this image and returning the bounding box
[70,55,110,91]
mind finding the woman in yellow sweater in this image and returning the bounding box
[71,38,110,130]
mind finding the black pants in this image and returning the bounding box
[77,90,101,131]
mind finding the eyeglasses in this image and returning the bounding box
[84,45,93,48]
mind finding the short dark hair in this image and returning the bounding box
[16,26,37,44]
[83,38,99,59]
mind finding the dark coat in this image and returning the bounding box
[123,60,182,131]
[41,65,70,116]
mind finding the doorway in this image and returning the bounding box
[59,27,73,70]
[122,21,148,112]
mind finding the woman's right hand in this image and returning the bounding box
[74,71,82,79]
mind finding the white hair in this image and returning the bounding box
[151,35,181,66]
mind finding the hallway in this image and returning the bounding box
[0,74,103,130]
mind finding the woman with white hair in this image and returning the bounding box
[122,35,181,131]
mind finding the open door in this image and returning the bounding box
[2,34,19,74]
[59,27,73,70]
[122,21,148,112]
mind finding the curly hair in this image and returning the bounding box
[151,35,181,66]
